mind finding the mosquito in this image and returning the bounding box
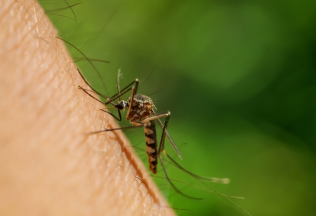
[76,69,252,205]
[77,68,181,174]
[76,69,211,200]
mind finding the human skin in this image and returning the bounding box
[0,0,175,215]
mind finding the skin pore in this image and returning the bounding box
[0,0,175,215]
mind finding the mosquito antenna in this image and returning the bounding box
[117,69,122,101]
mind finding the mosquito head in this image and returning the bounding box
[116,100,129,110]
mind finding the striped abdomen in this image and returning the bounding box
[144,120,158,174]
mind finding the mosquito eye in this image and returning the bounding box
[118,101,128,109]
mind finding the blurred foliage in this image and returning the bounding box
[41,0,316,215]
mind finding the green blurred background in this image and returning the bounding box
[40,0,316,215]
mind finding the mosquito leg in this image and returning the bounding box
[77,69,99,95]
[157,117,221,188]
[87,125,143,135]
[134,78,139,95]
[110,79,139,99]
[154,112,182,159]
[141,112,170,123]
[86,87,110,102]
[79,83,131,107]
[157,114,170,154]
[57,38,108,94]
[78,86,119,108]
[104,79,138,106]
[136,111,182,159]
[126,86,136,118]
[73,58,110,64]
[78,86,105,104]
[105,87,132,106]
[156,117,202,199]
[96,79,138,120]
[78,66,139,107]
[158,155,202,200]
[100,108,122,121]
[78,74,138,107]
[77,68,109,100]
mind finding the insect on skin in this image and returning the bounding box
[75,66,231,201]
[76,68,226,198]
[77,69,181,175]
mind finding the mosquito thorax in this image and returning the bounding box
[125,94,157,122]
[128,95,156,109]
